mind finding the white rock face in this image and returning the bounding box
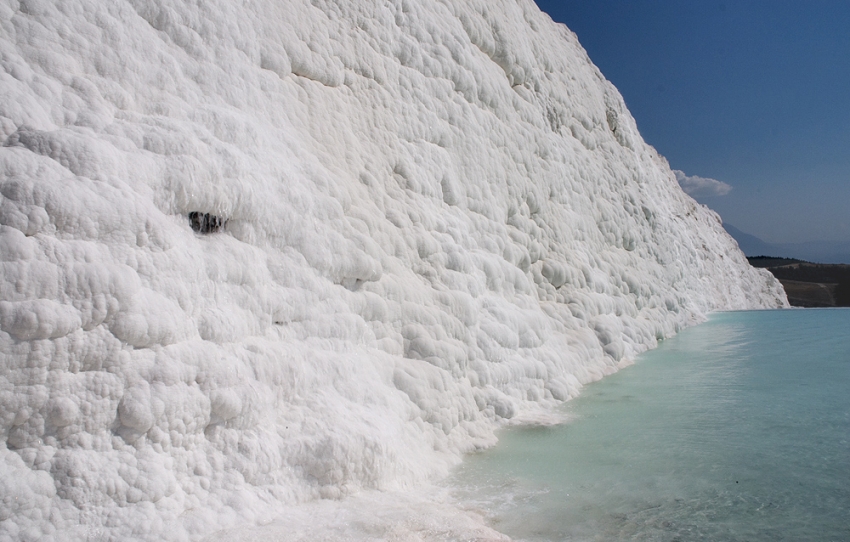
[0,0,785,539]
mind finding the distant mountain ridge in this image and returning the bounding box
[724,224,850,264]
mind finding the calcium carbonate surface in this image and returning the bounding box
[0,0,786,540]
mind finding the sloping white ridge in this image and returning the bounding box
[0,0,786,539]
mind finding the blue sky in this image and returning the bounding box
[533,1,850,248]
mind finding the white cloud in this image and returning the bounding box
[674,170,732,197]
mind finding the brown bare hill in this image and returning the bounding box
[748,257,850,307]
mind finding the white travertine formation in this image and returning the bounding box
[0,0,785,539]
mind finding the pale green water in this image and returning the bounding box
[452,309,850,541]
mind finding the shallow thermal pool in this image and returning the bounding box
[450,309,850,541]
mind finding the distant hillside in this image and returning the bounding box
[748,258,850,307]
[747,256,808,268]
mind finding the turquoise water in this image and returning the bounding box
[452,309,850,541]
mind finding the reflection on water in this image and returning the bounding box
[451,309,850,541]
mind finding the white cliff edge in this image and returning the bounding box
[0,0,786,540]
